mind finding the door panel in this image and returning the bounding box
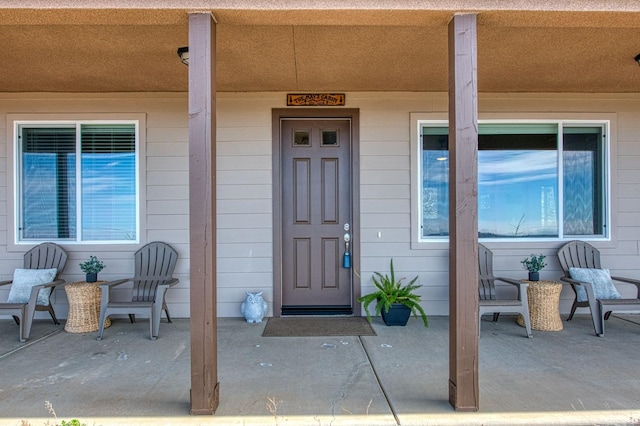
[281,119,352,311]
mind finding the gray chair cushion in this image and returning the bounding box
[569,267,622,302]
[6,268,57,306]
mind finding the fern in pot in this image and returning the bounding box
[79,256,105,283]
[358,259,428,327]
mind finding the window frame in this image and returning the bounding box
[7,114,146,247]
[410,112,614,249]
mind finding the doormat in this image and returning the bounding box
[262,317,376,337]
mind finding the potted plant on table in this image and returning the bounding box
[79,256,105,283]
[521,254,546,282]
[358,259,428,327]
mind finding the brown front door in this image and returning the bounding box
[280,118,352,314]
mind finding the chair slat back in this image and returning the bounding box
[131,242,178,302]
[478,243,497,300]
[23,242,68,280]
[557,240,601,277]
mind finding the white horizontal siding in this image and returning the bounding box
[349,92,640,316]
[218,140,272,156]
[0,94,192,321]
[2,91,640,321]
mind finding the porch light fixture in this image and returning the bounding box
[177,46,189,66]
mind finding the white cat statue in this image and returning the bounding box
[240,291,268,323]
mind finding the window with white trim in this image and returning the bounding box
[420,121,608,240]
[16,121,139,243]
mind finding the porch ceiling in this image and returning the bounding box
[1,7,640,93]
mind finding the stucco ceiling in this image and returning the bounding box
[1,6,640,93]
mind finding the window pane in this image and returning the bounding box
[322,129,338,146]
[20,127,76,240]
[81,124,136,241]
[422,129,449,237]
[294,130,310,146]
[479,149,558,238]
[563,127,604,236]
[421,124,559,239]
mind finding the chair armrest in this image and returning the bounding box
[156,278,179,292]
[27,277,65,292]
[494,277,529,299]
[562,274,640,299]
[98,279,132,305]
[560,276,597,301]
[99,278,132,289]
[26,279,64,307]
[560,276,581,285]
[611,276,640,297]
[42,278,66,289]
[155,279,179,307]
[495,276,528,288]
[164,278,179,287]
[560,275,586,290]
[27,279,66,299]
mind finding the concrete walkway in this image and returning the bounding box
[1,314,639,425]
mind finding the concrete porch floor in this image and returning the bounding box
[1,314,639,426]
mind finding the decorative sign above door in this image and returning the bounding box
[287,93,345,106]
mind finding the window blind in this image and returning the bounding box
[20,127,76,239]
[81,124,136,241]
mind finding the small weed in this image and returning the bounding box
[45,401,56,419]
[20,402,87,426]
[266,396,282,425]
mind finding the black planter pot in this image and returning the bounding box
[86,273,98,283]
[381,303,411,326]
[528,271,540,282]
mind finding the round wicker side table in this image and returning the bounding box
[517,280,563,331]
[64,281,111,333]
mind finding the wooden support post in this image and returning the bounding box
[448,13,479,412]
[188,12,219,415]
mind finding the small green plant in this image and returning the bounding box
[521,254,547,272]
[79,256,105,274]
[358,259,428,327]
[61,421,86,426]
[37,401,88,426]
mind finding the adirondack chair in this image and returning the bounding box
[97,242,179,340]
[0,243,68,342]
[557,240,640,336]
[478,244,532,338]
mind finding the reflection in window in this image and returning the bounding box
[18,122,138,243]
[294,130,310,146]
[420,123,607,240]
[563,127,604,236]
[322,130,338,146]
[20,127,76,240]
